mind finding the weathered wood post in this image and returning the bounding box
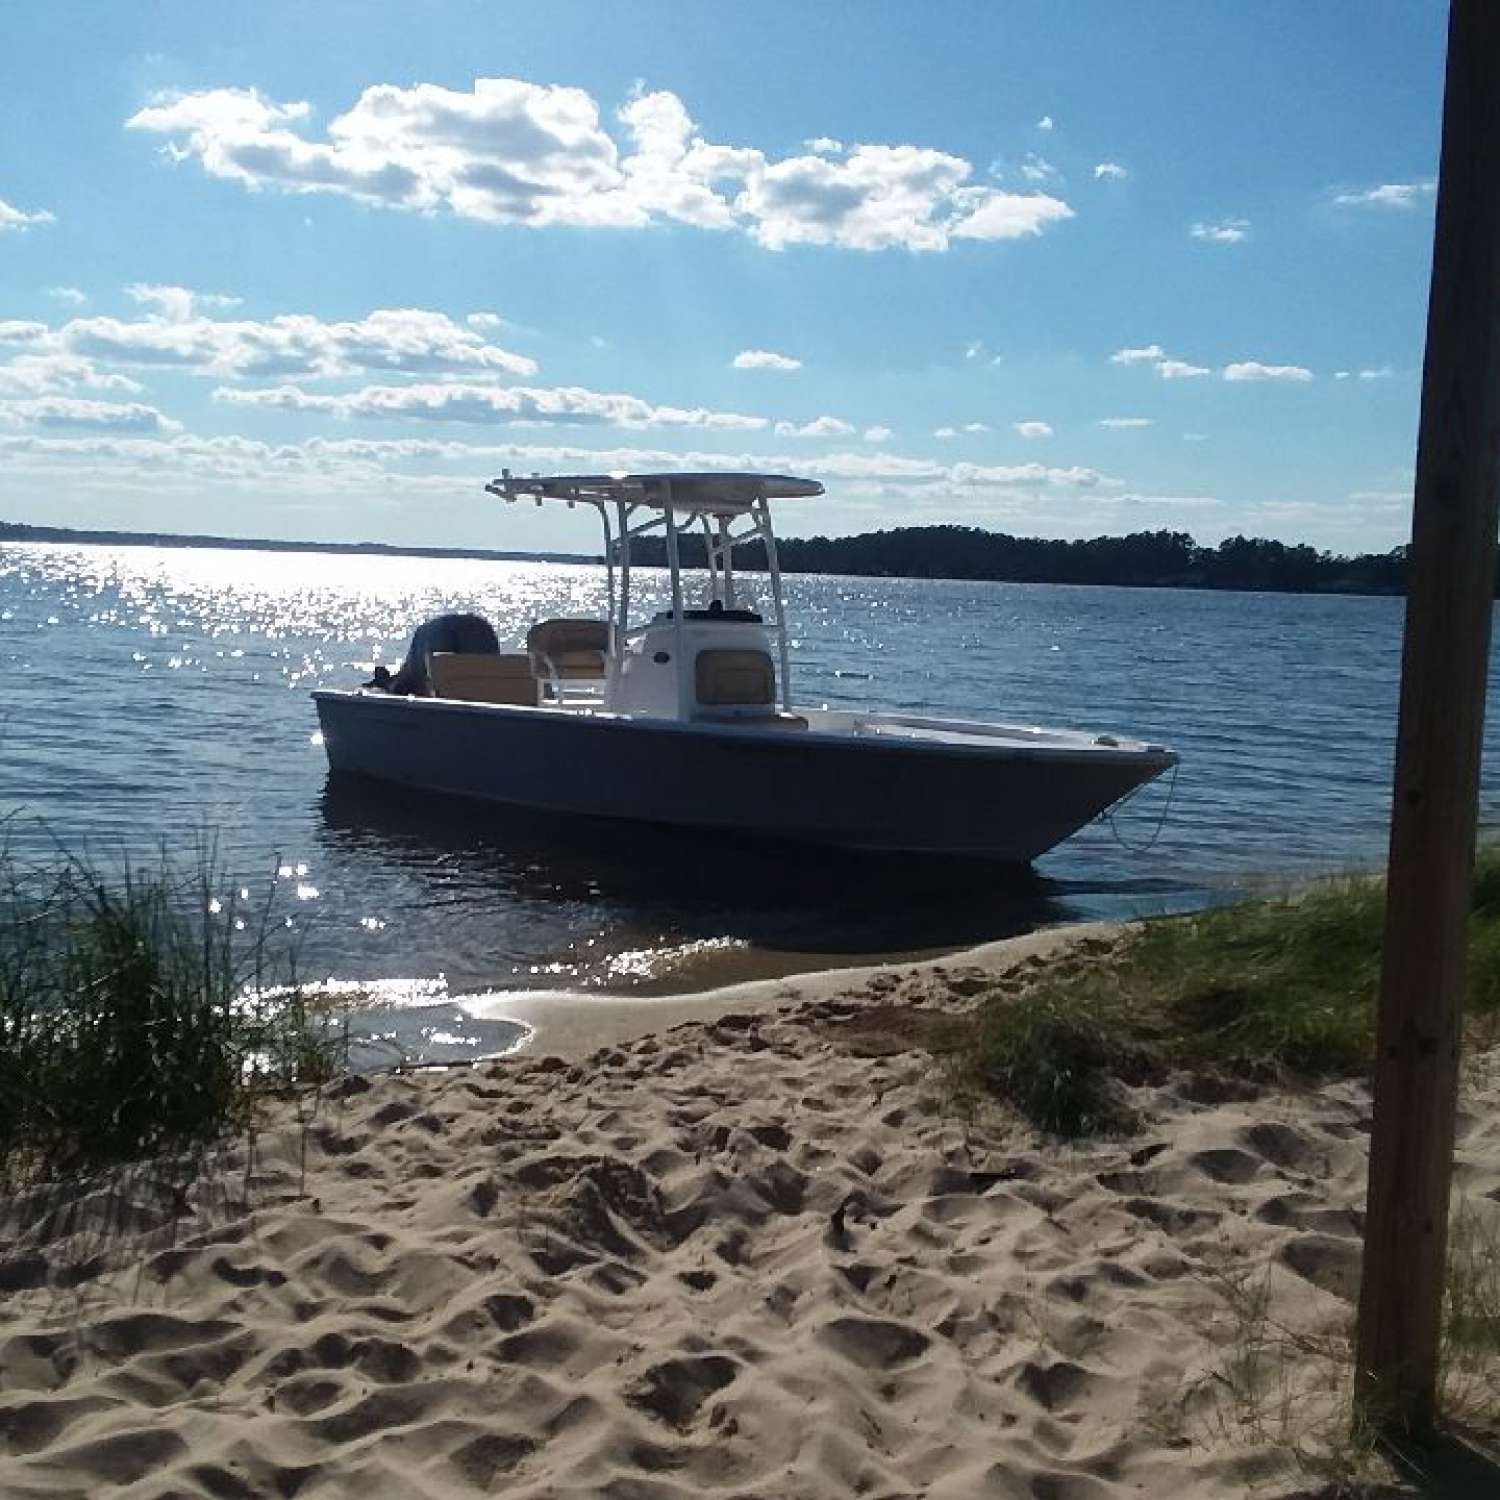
[1353,0,1500,1440]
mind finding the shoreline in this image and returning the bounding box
[475,919,1122,1060]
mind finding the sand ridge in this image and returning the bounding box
[2,938,1498,1498]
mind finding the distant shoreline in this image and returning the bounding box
[0,521,596,568]
[2,518,1420,597]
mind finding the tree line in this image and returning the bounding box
[632,526,1414,595]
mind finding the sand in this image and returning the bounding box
[2,927,1498,1498]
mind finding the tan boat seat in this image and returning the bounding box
[429,652,539,706]
[696,648,775,707]
[526,619,609,679]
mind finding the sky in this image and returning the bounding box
[0,1,1450,556]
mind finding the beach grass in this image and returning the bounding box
[952,851,1500,1139]
[0,846,342,1192]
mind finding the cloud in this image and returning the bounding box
[1334,181,1435,209]
[1110,344,1165,365]
[1098,416,1153,429]
[0,351,144,397]
[1014,420,1053,438]
[863,425,892,442]
[1111,344,1210,379]
[0,321,52,346]
[53,304,537,380]
[1093,161,1127,181]
[1358,365,1394,381]
[1190,217,1249,244]
[0,397,181,434]
[804,136,842,154]
[772,414,854,437]
[127,79,1076,254]
[126,283,242,321]
[963,421,990,433]
[466,312,507,331]
[1019,153,1058,184]
[933,426,957,438]
[215,378,769,430]
[732,348,802,371]
[964,339,984,360]
[0,196,54,232]
[1223,361,1313,383]
[1036,116,1054,132]
[47,287,88,306]
[1158,359,1211,379]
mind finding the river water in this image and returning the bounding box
[5,540,1494,1062]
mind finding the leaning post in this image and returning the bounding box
[1353,0,1500,1440]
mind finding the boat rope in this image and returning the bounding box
[1103,760,1180,854]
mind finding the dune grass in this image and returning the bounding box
[0,847,342,1192]
[953,852,1500,1139]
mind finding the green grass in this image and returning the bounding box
[951,851,1500,1139]
[0,846,342,1192]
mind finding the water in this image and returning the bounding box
[5,540,1496,1060]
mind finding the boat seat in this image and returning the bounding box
[527,619,609,679]
[429,652,539,706]
[695,648,775,707]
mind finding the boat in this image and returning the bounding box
[313,471,1176,861]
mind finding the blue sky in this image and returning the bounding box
[0,1,1448,555]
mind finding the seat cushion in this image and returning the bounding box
[429,652,538,705]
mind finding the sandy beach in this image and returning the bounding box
[2,925,1498,1499]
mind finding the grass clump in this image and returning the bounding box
[951,849,1500,1138]
[965,987,1141,1137]
[0,847,341,1192]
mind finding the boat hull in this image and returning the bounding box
[314,692,1173,862]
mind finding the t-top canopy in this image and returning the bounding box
[485,470,823,515]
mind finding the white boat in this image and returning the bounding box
[313,471,1176,861]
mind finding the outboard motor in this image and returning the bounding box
[372,613,500,696]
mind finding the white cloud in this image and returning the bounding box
[466,312,507,331]
[1093,161,1127,181]
[1098,416,1153,429]
[934,426,957,439]
[1014,420,1053,439]
[1334,181,1435,209]
[0,397,181,434]
[126,283,242,321]
[55,305,537,380]
[0,321,53,346]
[863,425,892,442]
[128,79,1076,254]
[1358,365,1395,381]
[1111,344,1209,379]
[1019,153,1058,184]
[0,352,143,397]
[216,378,769,430]
[1036,116,1054,132]
[47,287,88,306]
[1223,360,1313,383]
[1110,344,1165,365]
[804,136,842,154]
[1158,359,1211,379]
[0,196,54,232]
[963,421,990,433]
[1335,370,1351,380]
[0,432,1124,520]
[1190,217,1249,244]
[964,339,984,360]
[732,348,802,371]
[773,414,854,437]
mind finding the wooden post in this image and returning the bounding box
[1354,0,1500,1440]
